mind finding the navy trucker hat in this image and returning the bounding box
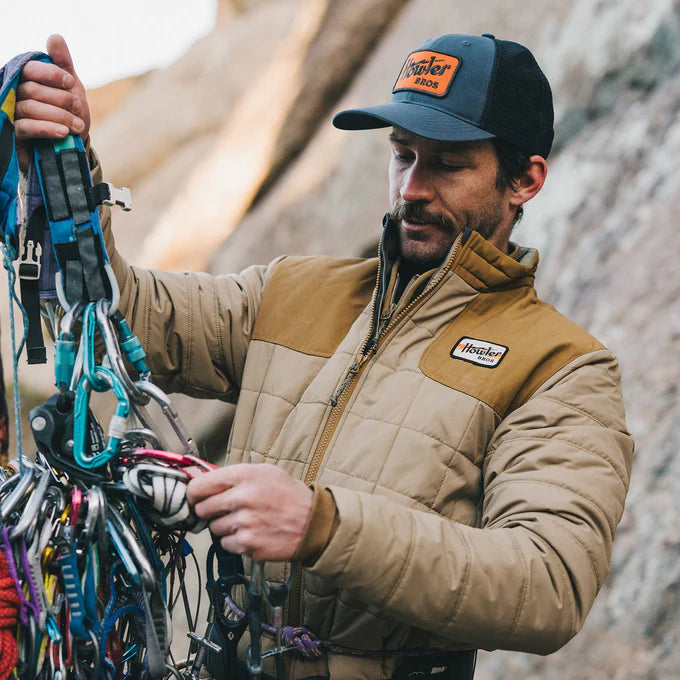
[333,33,554,158]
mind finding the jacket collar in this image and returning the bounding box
[380,213,538,294]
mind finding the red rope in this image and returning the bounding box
[0,549,19,680]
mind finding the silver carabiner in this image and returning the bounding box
[108,504,156,589]
[95,300,149,405]
[133,381,199,456]
[10,462,51,541]
[0,458,36,524]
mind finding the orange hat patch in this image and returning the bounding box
[393,50,461,97]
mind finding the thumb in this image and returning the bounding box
[46,34,76,76]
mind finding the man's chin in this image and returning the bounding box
[399,240,451,271]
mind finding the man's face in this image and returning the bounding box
[388,129,515,269]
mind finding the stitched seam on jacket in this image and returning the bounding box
[342,412,479,467]
[341,494,368,578]
[434,401,481,507]
[536,394,614,430]
[514,350,615,407]
[184,274,194,379]
[383,509,417,608]
[248,454,307,470]
[142,273,152,356]
[323,469,451,516]
[445,525,473,627]
[214,288,226,374]
[487,434,628,489]
[239,384,333,408]
[242,344,276,458]
[372,378,428,494]
[487,478,616,534]
[505,530,530,645]
[407,316,436,338]
[328,447,474,511]
[543,515,601,588]
[236,386,300,409]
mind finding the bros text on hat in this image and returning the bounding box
[451,337,508,368]
[393,50,460,97]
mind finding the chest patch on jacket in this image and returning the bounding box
[419,287,604,418]
[451,337,508,368]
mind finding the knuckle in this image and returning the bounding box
[16,81,36,100]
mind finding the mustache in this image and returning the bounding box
[390,203,455,231]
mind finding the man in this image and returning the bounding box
[17,33,633,680]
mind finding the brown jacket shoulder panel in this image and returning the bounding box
[252,256,377,357]
[419,285,605,418]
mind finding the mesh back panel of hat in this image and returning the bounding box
[481,41,554,157]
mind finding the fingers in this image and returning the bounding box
[15,61,83,141]
[17,80,81,115]
[20,60,74,90]
[15,34,91,143]
[15,98,85,137]
[46,34,76,76]
[186,463,251,505]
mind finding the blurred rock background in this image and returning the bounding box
[6,0,680,676]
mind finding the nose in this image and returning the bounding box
[400,161,435,203]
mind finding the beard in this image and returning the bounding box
[390,201,504,270]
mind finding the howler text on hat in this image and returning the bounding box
[333,33,554,158]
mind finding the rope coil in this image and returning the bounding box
[0,549,20,680]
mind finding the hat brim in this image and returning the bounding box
[332,102,496,143]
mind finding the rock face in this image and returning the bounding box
[81,0,680,677]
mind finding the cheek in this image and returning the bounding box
[388,161,401,207]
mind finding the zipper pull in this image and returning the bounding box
[330,360,361,406]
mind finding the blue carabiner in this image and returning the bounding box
[73,366,130,469]
[81,302,109,391]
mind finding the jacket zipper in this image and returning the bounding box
[287,234,466,630]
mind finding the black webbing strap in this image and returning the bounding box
[59,148,91,225]
[75,227,107,300]
[37,143,70,222]
[64,258,84,304]
[19,205,47,364]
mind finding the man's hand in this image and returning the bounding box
[15,34,90,142]
[187,464,314,562]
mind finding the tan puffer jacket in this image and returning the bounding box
[94,152,633,679]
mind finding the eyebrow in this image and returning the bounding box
[388,129,412,145]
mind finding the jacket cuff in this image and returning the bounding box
[293,483,339,566]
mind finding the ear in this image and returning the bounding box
[509,155,548,209]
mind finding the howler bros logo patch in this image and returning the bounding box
[451,337,508,368]
[393,50,460,97]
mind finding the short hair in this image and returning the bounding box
[492,139,532,225]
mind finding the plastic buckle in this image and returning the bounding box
[101,182,133,211]
[19,239,42,280]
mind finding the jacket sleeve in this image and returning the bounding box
[309,349,634,654]
[89,146,276,399]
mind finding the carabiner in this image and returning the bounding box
[73,366,130,469]
[9,463,51,540]
[81,303,109,392]
[133,381,199,456]
[95,299,149,405]
[0,458,35,525]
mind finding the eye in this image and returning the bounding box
[437,158,466,172]
[390,144,414,163]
